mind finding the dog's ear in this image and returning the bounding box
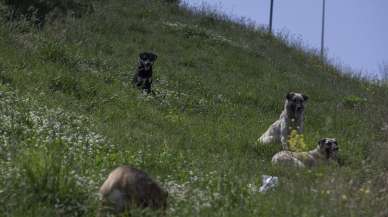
[286,92,295,100]
[331,139,339,151]
[139,52,147,60]
[318,138,327,149]
[150,53,158,62]
[302,94,308,102]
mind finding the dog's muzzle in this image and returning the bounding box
[144,64,151,70]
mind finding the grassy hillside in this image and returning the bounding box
[0,0,388,216]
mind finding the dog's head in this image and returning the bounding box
[139,52,158,71]
[148,182,168,210]
[318,138,339,160]
[285,92,308,113]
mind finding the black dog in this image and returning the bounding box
[132,52,158,93]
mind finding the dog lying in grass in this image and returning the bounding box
[98,166,168,215]
[272,138,339,168]
[258,92,308,150]
[132,52,158,94]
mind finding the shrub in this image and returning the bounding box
[343,95,367,109]
[0,0,93,27]
[164,0,180,4]
[288,130,307,152]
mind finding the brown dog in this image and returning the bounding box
[272,138,339,168]
[98,166,168,215]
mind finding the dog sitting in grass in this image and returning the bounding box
[132,52,158,94]
[258,92,308,150]
[272,138,339,168]
[98,165,168,215]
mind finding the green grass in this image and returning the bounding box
[0,0,388,216]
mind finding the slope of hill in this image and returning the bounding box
[0,0,387,216]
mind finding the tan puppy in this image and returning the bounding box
[258,92,308,150]
[98,166,168,215]
[272,138,339,168]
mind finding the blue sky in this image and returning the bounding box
[183,0,388,76]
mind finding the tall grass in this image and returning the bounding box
[0,0,387,216]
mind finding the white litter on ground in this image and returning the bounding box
[259,175,279,193]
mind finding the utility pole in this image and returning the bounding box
[320,0,326,59]
[269,0,274,33]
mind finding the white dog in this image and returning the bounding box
[258,92,308,150]
[272,138,339,168]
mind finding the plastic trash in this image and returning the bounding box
[259,175,279,193]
